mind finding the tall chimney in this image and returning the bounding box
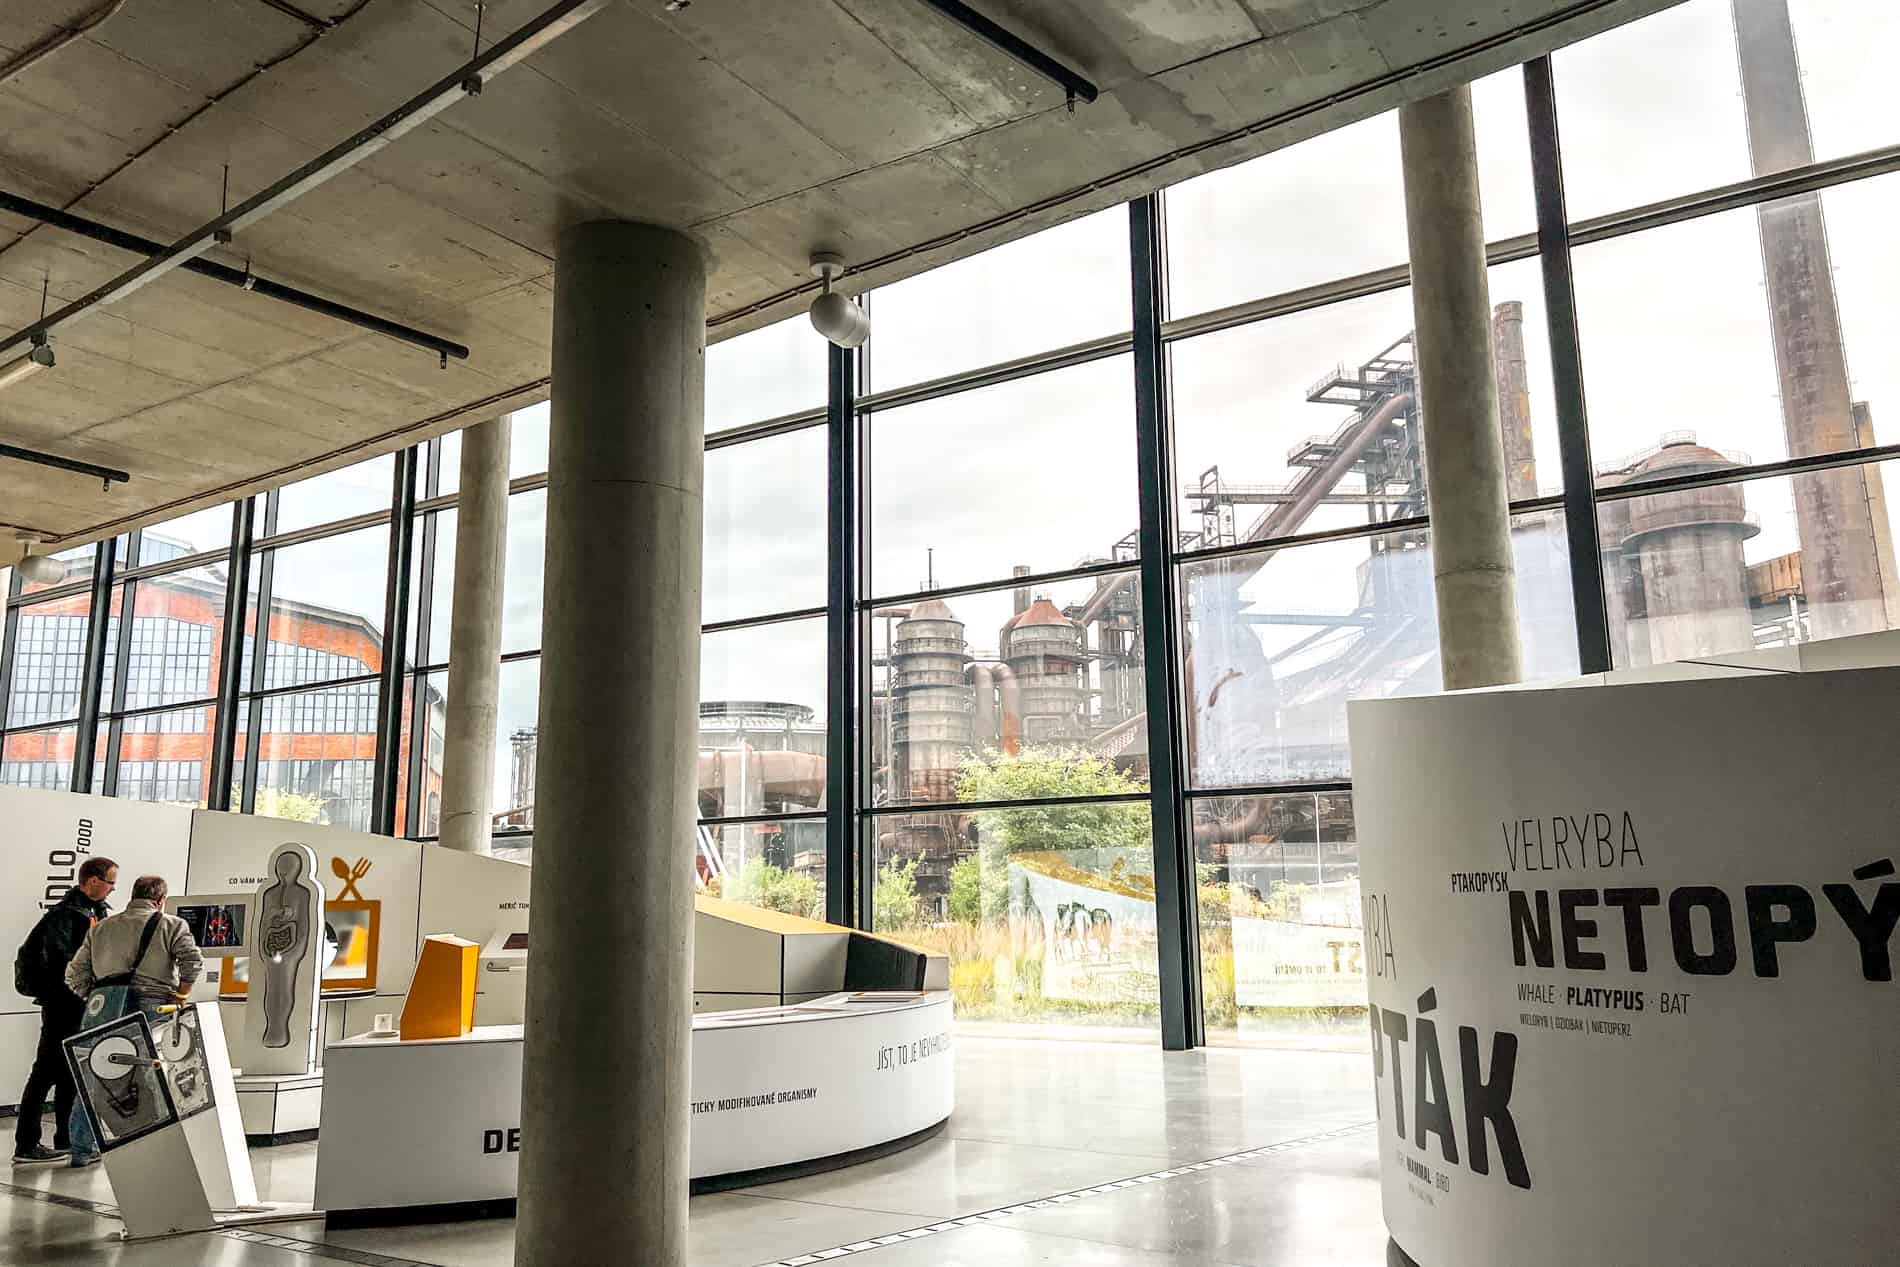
[1733,0,1889,638]
[1490,300,1537,502]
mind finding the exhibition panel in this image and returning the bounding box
[316,993,954,1222]
[1349,665,1897,1266]
[3,784,953,1235]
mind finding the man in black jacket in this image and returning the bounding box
[12,856,116,1165]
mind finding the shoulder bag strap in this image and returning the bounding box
[126,912,164,979]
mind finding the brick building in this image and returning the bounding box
[1,548,442,831]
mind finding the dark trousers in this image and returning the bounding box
[14,996,84,1152]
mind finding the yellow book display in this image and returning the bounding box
[399,934,478,1041]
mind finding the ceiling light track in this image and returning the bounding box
[913,0,1098,109]
[0,442,129,489]
[0,190,469,363]
[0,0,612,368]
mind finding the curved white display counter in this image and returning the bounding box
[1350,666,1898,1267]
[314,991,953,1224]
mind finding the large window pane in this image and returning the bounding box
[139,505,237,564]
[1196,791,1367,1050]
[1180,511,1579,788]
[705,429,826,624]
[419,490,546,666]
[253,526,388,689]
[868,209,1130,392]
[1600,456,1900,667]
[1576,208,1806,471]
[119,568,226,710]
[1553,0,1750,219]
[699,620,826,820]
[870,355,1138,595]
[114,706,217,807]
[870,803,1159,1035]
[1556,0,1900,221]
[1165,73,1531,320]
[436,402,553,495]
[700,819,827,922]
[706,316,825,434]
[1171,272,1556,546]
[274,455,393,534]
[1580,174,1897,477]
[1,726,78,791]
[6,596,93,727]
[868,571,1148,808]
[406,660,527,838]
[253,682,379,830]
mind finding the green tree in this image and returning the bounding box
[872,858,922,930]
[948,841,1009,924]
[955,746,1149,855]
[725,860,821,920]
[255,789,326,824]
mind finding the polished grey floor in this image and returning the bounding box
[2,1036,1390,1265]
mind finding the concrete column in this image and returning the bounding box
[437,414,512,854]
[1400,86,1524,690]
[516,222,707,1267]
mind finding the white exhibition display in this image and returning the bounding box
[5,783,955,1231]
[0,793,191,1099]
[314,992,954,1219]
[1350,664,1898,1267]
[61,1003,300,1240]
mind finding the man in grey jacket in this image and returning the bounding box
[66,875,203,1008]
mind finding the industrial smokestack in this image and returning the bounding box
[1733,0,1889,639]
[1490,301,1537,503]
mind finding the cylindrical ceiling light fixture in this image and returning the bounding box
[15,546,66,586]
[808,252,869,349]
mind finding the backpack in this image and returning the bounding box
[13,916,53,1000]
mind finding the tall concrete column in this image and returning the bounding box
[517,222,707,1267]
[437,413,512,854]
[1400,85,1524,690]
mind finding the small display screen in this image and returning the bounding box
[176,903,246,951]
[502,932,529,951]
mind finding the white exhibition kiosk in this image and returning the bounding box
[3,788,952,1233]
[1349,634,1900,1267]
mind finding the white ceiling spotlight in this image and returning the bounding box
[808,253,869,350]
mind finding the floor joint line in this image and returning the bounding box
[750,1121,1378,1266]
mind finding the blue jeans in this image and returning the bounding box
[68,994,166,1167]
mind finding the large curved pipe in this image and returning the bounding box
[992,663,1023,756]
[695,744,827,816]
[966,663,998,750]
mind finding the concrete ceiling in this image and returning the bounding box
[0,0,1678,549]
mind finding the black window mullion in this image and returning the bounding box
[0,566,20,734]
[69,538,117,794]
[370,446,418,835]
[242,493,280,814]
[1128,193,1202,1051]
[208,497,254,810]
[825,341,860,928]
[1525,56,1613,675]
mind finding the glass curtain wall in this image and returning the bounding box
[4,0,1896,1049]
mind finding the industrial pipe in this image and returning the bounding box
[992,662,1023,756]
[966,663,998,750]
[0,190,469,362]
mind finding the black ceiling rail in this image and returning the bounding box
[0,442,129,487]
[914,0,1098,108]
[0,190,469,363]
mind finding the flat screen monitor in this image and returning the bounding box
[175,901,248,953]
